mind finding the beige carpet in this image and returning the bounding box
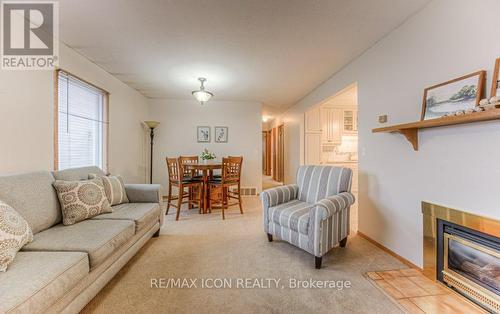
[83,197,406,314]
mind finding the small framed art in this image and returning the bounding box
[197,126,211,143]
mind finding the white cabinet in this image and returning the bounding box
[304,133,322,165]
[304,107,322,165]
[342,109,357,133]
[320,107,342,145]
[305,106,321,133]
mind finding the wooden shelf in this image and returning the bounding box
[372,109,500,151]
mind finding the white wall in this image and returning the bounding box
[274,0,500,267]
[0,43,149,183]
[148,99,262,191]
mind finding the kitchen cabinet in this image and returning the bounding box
[304,133,321,165]
[305,106,321,133]
[320,107,342,145]
[342,109,358,133]
[305,106,322,165]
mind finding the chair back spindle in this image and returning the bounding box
[221,156,243,183]
[166,157,181,182]
[179,156,200,178]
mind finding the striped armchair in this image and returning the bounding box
[261,165,355,268]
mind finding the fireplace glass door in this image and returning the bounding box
[443,233,500,312]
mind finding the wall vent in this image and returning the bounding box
[231,187,257,196]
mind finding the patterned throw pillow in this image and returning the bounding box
[0,201,33,272]
[53,178,112,225]
[88,174,129,206]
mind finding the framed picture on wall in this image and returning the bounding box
[491,57,500,97]
[421,70,486,120]
[197,126,210,143]
[214,126,228,143]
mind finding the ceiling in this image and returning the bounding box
[58,0,430,109]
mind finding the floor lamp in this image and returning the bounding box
[144,121,160,184]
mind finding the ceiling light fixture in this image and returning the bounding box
[192,77,213,105]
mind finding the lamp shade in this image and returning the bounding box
[144,120,160,129]
[192,90,213,103]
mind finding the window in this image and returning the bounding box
[55,70,108,171]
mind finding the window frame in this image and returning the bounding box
[53,68,109,172]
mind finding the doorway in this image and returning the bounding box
[304,84,359,232]
[262,124,284,190]
[262,130,271,176]
[272,124,284,183]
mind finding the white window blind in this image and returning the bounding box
[57,71,107,170]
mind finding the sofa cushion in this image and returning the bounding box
[53,178,112,225]
[52,166,106,181]
[22,220,134,269]
[92,203,160,232]
[0,171,60,234]
[89,174,129,206]
[0,201,33,272]
[0,251,88,313]
[268,199,313,235]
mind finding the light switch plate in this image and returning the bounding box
[378,115,388,123]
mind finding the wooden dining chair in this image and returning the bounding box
[209,156,243,219]
[211,155,239,180]
[165,157,202,220]
[227,156,243,211]
[178,156,202,179]
[179,156,203,211]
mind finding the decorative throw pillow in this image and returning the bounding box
[53,178,112,225]
[0,201,33,272]
[88,174,129,206]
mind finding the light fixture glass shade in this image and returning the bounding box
[192,90,213,103]
[192,77,213,104]
[144,120,160,129]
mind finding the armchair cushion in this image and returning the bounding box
[268,200,312,235]
[297,166,352,203]
[313,192,355,221]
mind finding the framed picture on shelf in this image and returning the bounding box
[214,126,228,143]
[197,126,210,143]
[421,71,486,120]
[491,57,500,97]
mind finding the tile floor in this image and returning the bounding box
[366,269,487,313]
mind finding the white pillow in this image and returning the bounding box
[0,201,33,272]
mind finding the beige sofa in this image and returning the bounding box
[0,166,164,313]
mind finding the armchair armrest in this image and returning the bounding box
[308,192,355,257]
[124,184,162,203]
[260,184,299,209]
[312,192,355,221]
[261,184,299,234]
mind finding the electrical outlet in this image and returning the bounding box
[378,115,388,123]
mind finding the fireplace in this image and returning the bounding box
[437,219,499,312]
[422,202,500,313]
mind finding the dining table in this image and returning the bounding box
[183,161,222,214]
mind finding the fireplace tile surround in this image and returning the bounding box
[422,202,500,312]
